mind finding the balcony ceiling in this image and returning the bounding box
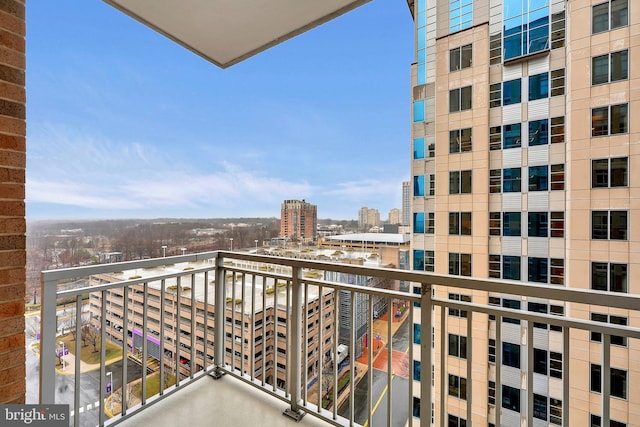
[104,0,371,68]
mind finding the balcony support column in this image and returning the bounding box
[211,253,226,379]
[420,283,432,424]
[283,265,305,422]
[39,274,58,404]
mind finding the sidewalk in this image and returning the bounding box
[29,340,123,376]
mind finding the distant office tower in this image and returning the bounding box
[367,209,380,228]
[409,0,638,426]
[388,208,401,225]
[358,206,369,229]
[402,181,410,225]
[280,199,317,242]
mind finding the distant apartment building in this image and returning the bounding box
[280,199,317,242]
[89,263,335,388]
[409,0,638,426]
[388,208,401,225]
[402,181,411,226]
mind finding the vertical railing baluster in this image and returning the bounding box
[495,317,502,427]
[420,283,432,426]
[241,272,246,377]
[527,321,533,427]
[231,271,236,373]
[332,287,339,421]
[563,326,570,426]
[250,273,256,381]
[302,281,309,405]
[317,285,324,412]
[387,295,393,427]
[190,273,196,378]
[73,295,81,427]
[39,273,58,404]
[349,288,356,425]
[175,276,181,386]
[261,272,267,387]
[367,292,373,427]
[439,306,446,427]
[203,272,209,372]
[602,334,611,426]
[273,276,278,392]
[121,286,129,416]
[408,300,414,427]
[467,310,473,426]
[213,254,225,378]
[159,279,166,394]
[284,266,303,420]
[99,289,107,426]
[142,282,148,404]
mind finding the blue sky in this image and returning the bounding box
[26,1,414,221]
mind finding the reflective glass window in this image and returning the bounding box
[529,72,549,100]
[503,123,521,149]
[413,212,425,234]
[503,79,521,105]
[413,100,425,122]
[528,119,549,146]
[414,175,425,197]
[413,137,425,159]
[529,165,548,191]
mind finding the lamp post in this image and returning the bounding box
[254,240,259,252]
[229,238,233,251]
[162,245,167,257]
[181,247,187,256]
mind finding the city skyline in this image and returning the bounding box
[26,1,413,220]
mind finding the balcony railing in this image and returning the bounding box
[40,251,640,427]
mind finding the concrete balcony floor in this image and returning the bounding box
[116,375,332,427]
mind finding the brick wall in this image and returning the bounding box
[0,0,25,404]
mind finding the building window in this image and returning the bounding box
[450,44,472,71]
[413,322,421,345]
[489,212,501,236]
[592,50,628,85]
[413,212,425,234]
[448,333,467,359]
[426,213,435,234]
[414,175,425,197]
[449,212,472,235]
[449,293,471,318]
[503,78,522,105]
[449,253,472,276]
[550,259,564,285]
[591,366,627,399]
[550,212,564,237]
[488,338,496,363]
[592,0,628,34]
[488,381,496,405]
[551,11,565,49]
[448,374,467,400]
[503,212,521,236]
[490,33,501,64]
[489,83,501,108]
[591,210,627,240]
[413,100,425,122]
[550,164,564,190]
[591,414,627,427]
[504,0,549,60]
[529,165,548,191]
[425,250,435,271]
[413,137,425,159]
[502,385,520,412]
[448,414,467,427]
[528,212,548,237]
[550,351,562,379]
[489,254,500,278]
[413,360,421,381]
[412,396,420,419]
[503,168,521,192]
[533,348,548,374]
[528,257,548,283]
[450,0,473,33]
[529,72,549,101]
[503,298,521,325]
[503,255,521,280]
[489,126,501,150]
[449,86,472,112]
[413,250,425,271]
[590,313,628,346]
[592,157,628,188]
[592,262,627,292]
[550,116,565,143]
[533,394,547,421]
[449,128,472,153]
[503,123,521,149]
[449,170,472,194]
[503,342,520,368]
[528,119,548,146]
[429,174,435,196]
[489,169,501,193]
[550,68,565,96]
[592,103,628,136]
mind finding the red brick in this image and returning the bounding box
[0,182,23,199]
[0,98,23,119]
[0,45,23,70]
[0,364,24,385]
[0,10,24,36]
[0,234,23,250]
[0,316,22,337]
[0,300,23,317]
[0,0,24,20]
[0,28,22,52]
[0,332,21,352]
[0,250,25,268]
[0,115,23,136]
[0,218,24,233]
[0,283,24,300]
[0,378,25,403]
[0,133,23,151]
[0,149,23,166]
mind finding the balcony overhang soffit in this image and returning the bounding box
[104,0,371,68]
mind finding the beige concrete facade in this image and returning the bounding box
[411,0,638,425]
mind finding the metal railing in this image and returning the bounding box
[40,251,640,427]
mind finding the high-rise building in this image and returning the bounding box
[402,181,411,225]
[409,1,637,426]
[388,208,401,225]
[358,206,381,229]
[280,199,317,242]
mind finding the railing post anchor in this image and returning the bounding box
[283,408,305,422]
[209,367,226,380]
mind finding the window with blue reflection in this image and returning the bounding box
[413,100,425,122]
[503,79,521,105]
[528,257,548,283]
[413,323,422,345]
[503,168,521,192]
[503,0,549,60]
[414,212,425,233]
[413,285,422,307]
[413,360,421,381]
[503,212,521,236]
[529,165,548,191]
[528,119,549,146]
[413,250,425,272]
[528,212,548,237]
[529,72,549,100]
[414,175,425,197]
[503,123,521,149]
[450,0,473,33]
[503,256,521,280]
[414,137,425,159]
